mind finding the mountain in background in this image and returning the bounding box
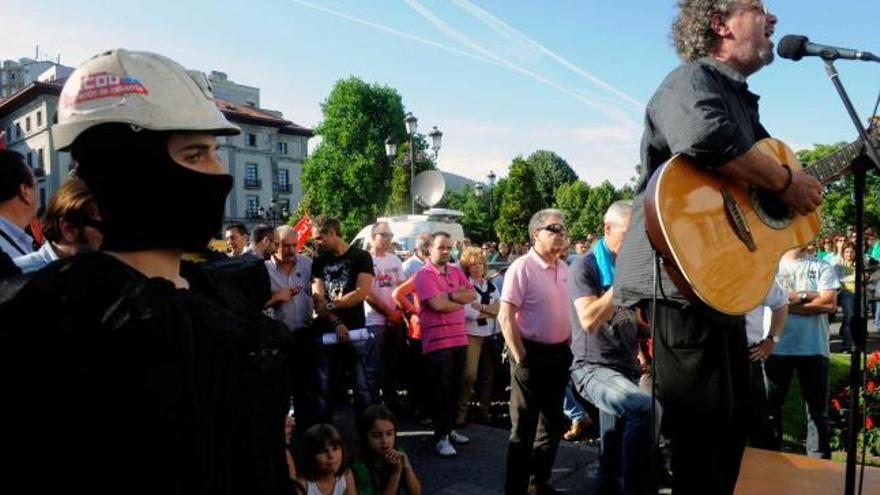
[441,171,477,192]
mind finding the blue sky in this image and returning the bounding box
[3,0,879,187]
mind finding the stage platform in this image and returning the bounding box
[735,447,880,495]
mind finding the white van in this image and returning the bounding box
[350,208,466,253]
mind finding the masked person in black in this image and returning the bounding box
[0,49,293,495]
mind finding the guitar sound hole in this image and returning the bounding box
[750,186,794,230]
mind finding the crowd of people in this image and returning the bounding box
[2,1,880,495]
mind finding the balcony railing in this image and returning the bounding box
[274,183,292,193]
[243,178,262,189]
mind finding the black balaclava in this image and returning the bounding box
[73,124,233,253]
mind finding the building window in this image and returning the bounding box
[26,152,32,167]
[53,112,58,124]
[275,169,290,193]
[37,149,44,168]
[277,141,287,155]
[15,123,21,137]
[244,163,260,189]
[247,133,257,147]
[36,111,42,128]
[246,195,260,218]
[25,117,31,132]
[279,199,290,216]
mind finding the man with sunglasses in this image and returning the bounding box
[499,209,573,495]
[613,2,822,494]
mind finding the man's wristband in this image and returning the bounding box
[773,164,793,194]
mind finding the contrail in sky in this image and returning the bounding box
[284,0,638,128]
[283,0,506,69]
[449,0,645,110]
[401,0,638,128]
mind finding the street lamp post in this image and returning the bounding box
[487,170,496,223]
[257,198,287,228]
[387,113,443,215]
[404,113,418,214]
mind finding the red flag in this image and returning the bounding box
[28,218,44,247]
[293,213,314,253]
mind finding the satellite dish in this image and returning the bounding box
[412,170,446,208]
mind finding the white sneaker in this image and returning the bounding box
[449,429,470,445]
[435,436,458,457]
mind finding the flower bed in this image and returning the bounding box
[829,350,880,465]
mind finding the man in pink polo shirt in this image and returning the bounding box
[414,231,477,457]
[499,208,573,495]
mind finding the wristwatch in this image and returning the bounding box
[325,301,337,311]
[798,291,809,303]
[767,335,780,344]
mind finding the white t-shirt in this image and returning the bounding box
[364,251,404,326]
[744,280,788,345]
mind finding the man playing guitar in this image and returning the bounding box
[613,2,822,494]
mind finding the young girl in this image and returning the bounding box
[353,405,422,495]
[298,424,356,495]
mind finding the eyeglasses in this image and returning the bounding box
[541,223,566,234]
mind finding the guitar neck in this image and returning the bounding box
[804,139,863,185]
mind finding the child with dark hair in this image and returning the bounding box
[298,424,355,495]
[353,405,422,495]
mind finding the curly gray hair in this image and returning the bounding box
[671,0,738,61]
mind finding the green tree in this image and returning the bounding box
[554,180,592,241]
[298,76,408,238]
[494,157,542,243]
[441,185,492,243]
[797,142,880,234]
[526,150,578,208]
[581,180,622,235]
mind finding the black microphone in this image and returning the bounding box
[777,35,880,62]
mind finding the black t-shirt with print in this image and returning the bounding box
[312,246,374,329]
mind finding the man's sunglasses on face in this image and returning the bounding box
[542,223,566,234]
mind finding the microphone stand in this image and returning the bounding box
[822,58,880,495]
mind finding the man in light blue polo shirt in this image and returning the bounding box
[767,246,839,459]
[0,150,38,275]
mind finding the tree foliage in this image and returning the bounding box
[441,185,492,243]
[554,180,622,240]
[298,77,410,238]
[494,157,543,243]
[797,142,880,234]
[584,180,623,235]
[554,181,592,241]
[526,150,578,208]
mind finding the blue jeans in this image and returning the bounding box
[572,364,659,495]
[563,383,587,423]
[874,301,880,332]
[316,329,380,418]
[839,290,854,350]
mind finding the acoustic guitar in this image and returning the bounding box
[645,136,866,315]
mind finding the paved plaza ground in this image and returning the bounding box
[392,321,880,494]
